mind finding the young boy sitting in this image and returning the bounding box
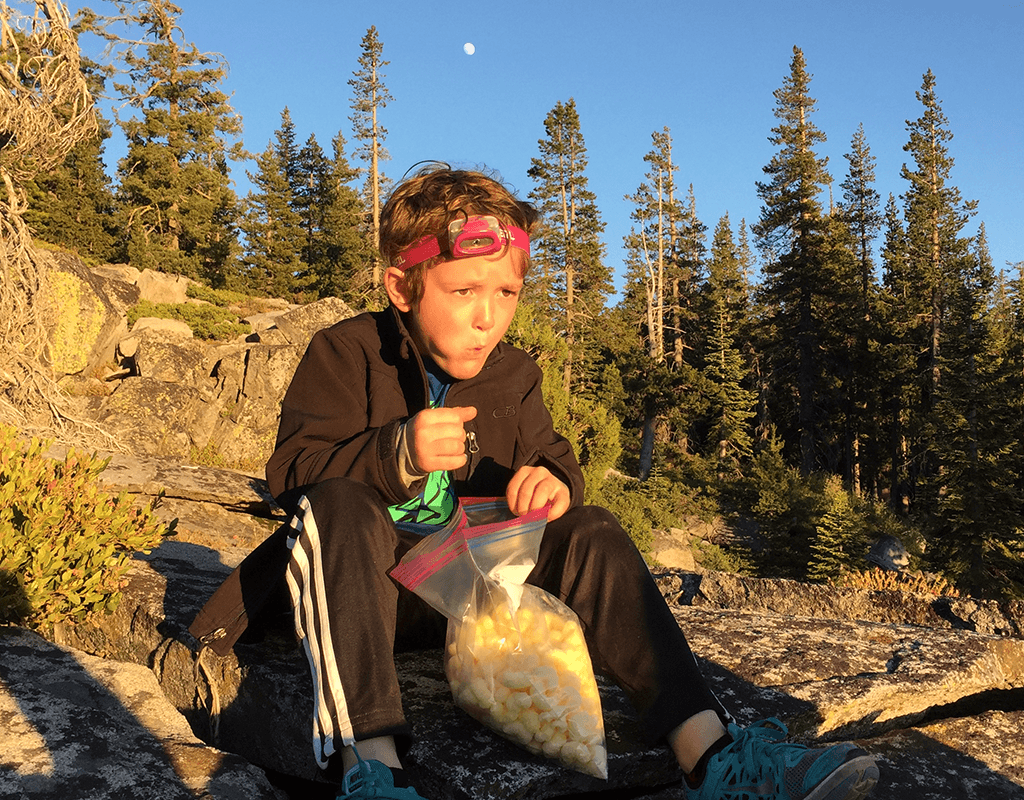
[190,165,879,800]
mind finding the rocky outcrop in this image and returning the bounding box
[5,450,1016,800]
[0,627,285,800]
[43,252,139,378]
[655,570,1024,637]
[46,253,355,469]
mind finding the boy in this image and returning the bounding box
[190,166,879,800]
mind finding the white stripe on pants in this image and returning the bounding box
[285,495,355,768]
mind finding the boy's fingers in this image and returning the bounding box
[452,405,478,422]
[546,487,570,521]
[506,466,569,518]
[419,406,476,429]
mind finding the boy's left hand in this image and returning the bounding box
[506,466,571,521]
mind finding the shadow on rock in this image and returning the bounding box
[0,570,282,799]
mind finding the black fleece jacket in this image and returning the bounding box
[266,305,585,517]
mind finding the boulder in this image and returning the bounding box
[91,377,210,459]
[41,250,137,377]
[130,317,195,339]
[204,343,306,470]
[89,264,195,306]
[675,606,1024,740]
[868,535,911,571]
[38,254,354,467]
[49,545,1024,800]
[267,297,354,347]
[137,268,193,304]
[0,627,285,800]
[654,570,1024,637]
[91,264,141,285]
[134,332,212,386]
[651,528,696,570]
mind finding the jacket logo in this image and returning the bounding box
[492,405,517,419]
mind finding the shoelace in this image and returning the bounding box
[722,718,795,782]
[340,751,379,797]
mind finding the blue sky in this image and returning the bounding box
[70,0,1023,293]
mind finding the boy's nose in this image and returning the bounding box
[474,299,495,330]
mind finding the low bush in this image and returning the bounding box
[186,284,272,317]
[127,299,251,341]
[0,425,173,633]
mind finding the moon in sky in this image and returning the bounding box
[463,42,475,55]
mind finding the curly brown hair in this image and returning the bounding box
[379,164,538,304]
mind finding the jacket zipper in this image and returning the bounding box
[465,429,480,475]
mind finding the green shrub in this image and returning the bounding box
[593,477,655,556]
[692,539,755,576]
[0,425,173,633]
[186,284,272,317]
[127,299,252,341]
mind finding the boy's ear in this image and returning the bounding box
[383,267,413,312]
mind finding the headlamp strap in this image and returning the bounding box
[392,215,529,271]
[392,235,441,271]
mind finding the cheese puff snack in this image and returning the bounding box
[445,586,607,778]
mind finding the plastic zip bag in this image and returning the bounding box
[391,498,607,778]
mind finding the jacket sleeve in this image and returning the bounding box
[265,327,417,514]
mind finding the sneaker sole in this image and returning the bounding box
[805,755,880,800]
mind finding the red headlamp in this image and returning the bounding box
[392,215,530,271]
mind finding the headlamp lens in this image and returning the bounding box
[449,216,505,258]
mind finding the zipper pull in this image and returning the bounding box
[466,431,480,454]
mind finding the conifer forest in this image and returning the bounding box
[7,2,1024,600]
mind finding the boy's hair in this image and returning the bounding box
[379,165,539,304]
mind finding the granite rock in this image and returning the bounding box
[7,447,1023,800]
[0,627,285,800]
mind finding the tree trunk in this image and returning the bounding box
[639,413,657,480]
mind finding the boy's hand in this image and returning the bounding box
[506,465,571,521]
[407,406,477,474]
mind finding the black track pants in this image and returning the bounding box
[284,477,728,777]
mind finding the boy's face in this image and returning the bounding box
[385,251,524,380]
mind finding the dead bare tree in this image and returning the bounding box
[0,0,105,443]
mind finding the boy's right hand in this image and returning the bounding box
[406,406,478,474]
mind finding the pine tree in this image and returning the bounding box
[878,193,915,511]
[312,131,371,303]
[839,124,884,498]
[348,25,391,289]
[928,226,1024,598]
[237,138,305,298]
[105,0,242,285]
[528,98,611,396]
[674,184,708,369]
[294,133,332,277]
[841,124,882,300]
[899,69,978,512]
[753,46,836,475]
[275,107,300,194]
[807,477,858,583]
[614,126,704,475]
[736,217,756,289]
[24,55,116,262]
[701,214,756,474]
[623,128,685,364]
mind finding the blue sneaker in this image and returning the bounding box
[685,718,879,800]
[335,755,429,800]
